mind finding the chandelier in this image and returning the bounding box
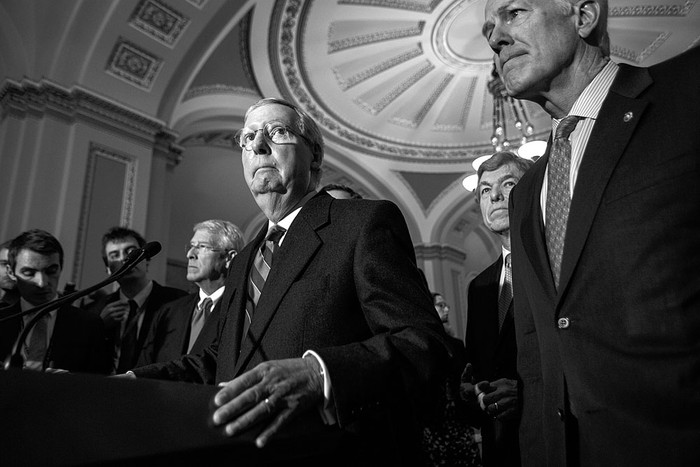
[488,64,535,152]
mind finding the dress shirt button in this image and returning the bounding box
[557,408,565,420]
[557,317,570,329]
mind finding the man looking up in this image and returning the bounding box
[0,229,108,373]
[129,98,449,465]
[482,0,700,465]
[461,151,533,467]
[95,227,186,373]
[138,220,244,365]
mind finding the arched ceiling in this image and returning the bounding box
[1,0,698,252]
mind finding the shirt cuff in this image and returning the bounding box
[303,349,337,425]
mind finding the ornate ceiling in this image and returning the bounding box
[1,0,698,255]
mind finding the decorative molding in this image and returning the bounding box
[609,1,695,16]
[433,76,475,132]
[186,0,208,9]
[328,21,425,53]
[414,243,467,262]
[183,84,261,101]
[130,0,190,47]
[611,32,671,63]
[0,78,180,153]
[275,0,492,161]
[179,130,237,149]
[390,73,453,128]
[333,45,423,91]
[106,38,162,90]
[73,143,137,283]
[338,0,441,13]
[355,62,435,115]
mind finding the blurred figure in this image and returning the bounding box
[91,227,186,374]
[0,240,20,308]
[461,151,533,467]
[423,291,482,467]
[138,220,244,365]
[432,292,453,336]
[483,0,700,465]
[0,229,109,373]
[321,183,363,199]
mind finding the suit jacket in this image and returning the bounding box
[464,255,519,467]
[0,303,110,374]
[133,193,451,465]
[509,47,700,467]
[136,292,222,366]
[102,281,187,373]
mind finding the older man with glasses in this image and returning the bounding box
[136,220,244,366]
[128,97,450,466]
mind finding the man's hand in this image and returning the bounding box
[481,378,518,421]
[459,363,478,403]
[212,357,324,448]
[99,300,130,328]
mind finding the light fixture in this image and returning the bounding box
[488,64,535,152]
[518,140,547,160]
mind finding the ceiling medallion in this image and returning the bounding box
[273,0,495,162]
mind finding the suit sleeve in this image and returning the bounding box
[314,201,451,427]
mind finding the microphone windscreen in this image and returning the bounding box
[124,248,142,264]
[143,241,162,259]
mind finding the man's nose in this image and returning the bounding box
[489,22,512,53]
[490,186,504,201]
[251,130,270,154]
[33,272,48,288]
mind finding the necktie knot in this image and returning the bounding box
[266,225,286,245]
[199,297,213,315]
[555,115,581,140]
[505,253,512,269]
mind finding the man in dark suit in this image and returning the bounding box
[129,98,450,465]
[92,227,186,374]
[137,220,244,365]
[482,0,700,465]
[0,229,109,373]
[0,240,20,308]
[461,152,533,467]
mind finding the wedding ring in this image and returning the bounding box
[494,402,499,412]
[263,398,272,414]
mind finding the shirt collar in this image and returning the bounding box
[198,285,224,305]
[268,190,317,245]
[120,280,153,308]
[554,59,619,128]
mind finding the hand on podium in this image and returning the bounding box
[212,357,324,448]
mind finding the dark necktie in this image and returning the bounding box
[25,314,48,370]
[188,297,213,352]
[545,115,581,289]
[498,253,513,332]
[244,225,286,337]
[117,299,139,373]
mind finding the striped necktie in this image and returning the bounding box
[546,115,581,289]
[244,225,286,337]
[498,253,512,332]
[188,297,213,352]
[117,299,139,373]
[25,313,49,370]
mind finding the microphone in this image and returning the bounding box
[3,241,162,370]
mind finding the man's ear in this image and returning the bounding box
[575,0,602,40]
[7,266,17,282]
[225,250,238,269]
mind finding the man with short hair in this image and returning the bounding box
[482,0,700,465]
[0,229,109,373]
[461,151,533,467]
[94,227,186,374]
[138,220,244,365]
[130,98,449,465]
[0,240,20,308]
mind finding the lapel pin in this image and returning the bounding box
[623,111,634,122]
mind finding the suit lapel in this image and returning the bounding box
[558,65,652,299]
[517,153,557,300]
[235,194,330,374]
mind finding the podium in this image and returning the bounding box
[0,370,336,466]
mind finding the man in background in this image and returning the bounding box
[482,0,700,465]
[461,151,533,467]
[0,240,20,308]
[138,220,244,365]
[0,229,109,373]
[92,227,186,374]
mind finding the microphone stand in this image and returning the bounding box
[3,244,158,371]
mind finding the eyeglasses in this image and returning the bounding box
[186,243,225,255]
[234,122,311,150]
